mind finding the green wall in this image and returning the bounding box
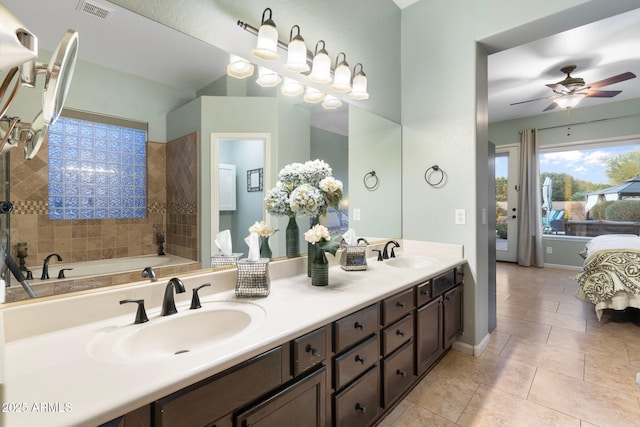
[310,126,348,204]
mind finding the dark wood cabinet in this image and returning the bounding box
[236,367,326,427]
[101,266,464,427]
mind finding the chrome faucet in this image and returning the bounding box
[161,277,186,316]
[382,240,400,259]
[41,253,62,280]
[142,266,157,282]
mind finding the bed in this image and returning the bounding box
[576,234,640,320]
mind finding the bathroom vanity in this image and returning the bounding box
[1,240,465,427]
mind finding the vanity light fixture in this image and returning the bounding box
[330,52,351,92]
[281,77,304,96]
[321,94,342,109]
[284,25,309,72]
[308,40,332,84]
[256,66,282,88]
[252,8,279,60]
[227,54,254,79]
[303,86,325,103]
[349,63,369,100]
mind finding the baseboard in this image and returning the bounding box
[452,332,491,356]
[544,263,582,271]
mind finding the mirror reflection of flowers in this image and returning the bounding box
[304,224,340,256]
[264,159,343,218]
[248,220,277,237]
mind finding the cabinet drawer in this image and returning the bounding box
[334,334,379,390]
[381,313,413,356]
[154,347,283,426]
[382,340,415,407]
[333,304,379,353]
[381,288,414,326]
[433,269,456,297]
[293,326,327,376]
[416,280,432,307]
[334,365,379,427]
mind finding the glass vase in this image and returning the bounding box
[286,216,299,257]
[311,246,329,286]
[259,235,272,259]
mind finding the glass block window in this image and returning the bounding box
[48,115,147,220]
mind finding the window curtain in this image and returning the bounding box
[517,129,544,267]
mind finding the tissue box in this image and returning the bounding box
[211,253,243,268]
[340,246,368,271]
[235,258,270,298]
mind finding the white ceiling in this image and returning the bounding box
[4,0,639,125]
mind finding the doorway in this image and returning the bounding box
[495,144,519,262]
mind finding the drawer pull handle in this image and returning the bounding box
[396,301,405,308]
[396,369,407,377]
[420,289,429,295]
[396,329,405,337]
[354,321,365,330]
[355,355,366,364]
[305,344,319,356]
[355,403,366,414]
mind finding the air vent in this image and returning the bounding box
[76,0,113,20]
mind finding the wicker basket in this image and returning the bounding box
[235,258,270,298]
[340,246,368,271]
[211,253,243,268]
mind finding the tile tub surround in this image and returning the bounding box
[2,240,464,426]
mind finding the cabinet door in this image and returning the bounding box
[415,297,443,376]
[334,366,379,427]
[382,340,415,407]
[443,285,463,349]
[236,367,326,427]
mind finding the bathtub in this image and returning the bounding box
[27,254,195,282]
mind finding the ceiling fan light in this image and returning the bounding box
[555,93,585,109]
[331,53,351,92]
[256,66,281,87]
[284,25,310,72]
[349,64,369,100]
[308,40,332,84]
[227,54,254,79]
[281,77,304,96]
[322,94,342,109]
[252,8,280,60]
[303,87,324,103]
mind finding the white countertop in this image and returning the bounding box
[1,240,465,427]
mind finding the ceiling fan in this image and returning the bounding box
[511,65,637,112]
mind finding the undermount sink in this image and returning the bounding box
[87,301,265,362]
[385,256,438,269]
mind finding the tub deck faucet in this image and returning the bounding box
[161,277,186,316]
[41,253,62,280]
[382,240,400,259]
[142,266,157,282]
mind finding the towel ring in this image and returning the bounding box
[424,164,445,187]
[363,171,379,190]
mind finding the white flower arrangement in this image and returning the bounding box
[249,220,277,237]
[264,159,343,218]
[289,184,325,217]
[304,223,340,255]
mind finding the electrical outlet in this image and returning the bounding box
[353,208,361,221]
[546,246,552,254]
[455,209,465,225]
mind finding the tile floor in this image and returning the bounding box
[379,262,640,427]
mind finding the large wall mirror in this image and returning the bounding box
[0,0,401,304]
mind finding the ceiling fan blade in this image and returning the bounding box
[585,90,622,98]
[543,102,558,112]
[587,72,636,89]
[510,94,556,106]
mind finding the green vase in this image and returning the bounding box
[259,235,272,259]
[307,216,320,277]
[286,216,299,257]
[311,246,329,286]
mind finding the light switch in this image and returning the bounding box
[455,209,465,225]
[353,208,361,221]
